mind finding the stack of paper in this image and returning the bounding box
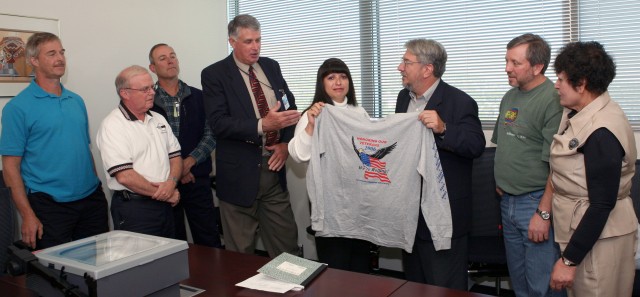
[236,252,328,293]
[236,273,303,293]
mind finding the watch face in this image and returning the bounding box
[537,209,551,220]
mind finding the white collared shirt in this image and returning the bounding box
[408,78,440,112]
[96,105,181,191]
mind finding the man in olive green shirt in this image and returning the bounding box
[491,33,563,297]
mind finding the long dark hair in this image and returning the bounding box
[304,58,357,113]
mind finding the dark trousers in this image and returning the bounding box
[173,177,222,247]
[402,234,469,291]
[315,236,372,274]
[28,186,108,250]
[111,191,175,239]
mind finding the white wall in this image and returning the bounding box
[0,1,322,259]
[0,0,228,239]
[0,0,228,175]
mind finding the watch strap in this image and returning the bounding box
[562,256,577,267]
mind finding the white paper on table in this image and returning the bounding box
[236,273,304,293]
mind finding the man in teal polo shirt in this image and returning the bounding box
[0,32,108,250]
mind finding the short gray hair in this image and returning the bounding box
[404,39,447,78]
[228,14,260,39]
[26,32,61,66]
[115,65,149,96]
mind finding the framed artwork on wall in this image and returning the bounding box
[0,29,35,83]
[0,13,59,98]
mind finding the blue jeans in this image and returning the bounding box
[501,190,565,297]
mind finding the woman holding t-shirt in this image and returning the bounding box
[288,58,372,273]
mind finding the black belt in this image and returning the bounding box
[115,190,151,201]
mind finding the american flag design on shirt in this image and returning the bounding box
[352,136,397,184]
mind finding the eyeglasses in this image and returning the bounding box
[400,59,424,67]
[124,85,155,94]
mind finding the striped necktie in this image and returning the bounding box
[249,66,278,146]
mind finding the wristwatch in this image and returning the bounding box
[562,256,577,267]
[536,208,551,220]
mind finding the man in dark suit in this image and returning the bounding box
[201,14,300,257]
[395,39,485,290]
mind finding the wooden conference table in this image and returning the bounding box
[1,244,492,297]
[185,244,491,297]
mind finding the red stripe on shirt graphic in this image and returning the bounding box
[352,136,397,184]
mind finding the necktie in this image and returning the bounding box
[249,66,278,146]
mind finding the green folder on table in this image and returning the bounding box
[257,252,328,287]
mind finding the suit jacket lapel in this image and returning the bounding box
[259,59,285,112]
[425,80,445,110]
[224,54,256,118]
[259,59,275,93]
[397,89,411,113]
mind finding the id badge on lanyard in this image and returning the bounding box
[279,89,290,110]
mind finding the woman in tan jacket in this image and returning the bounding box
[548,41,638,297]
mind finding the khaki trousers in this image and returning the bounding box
[568,231,636,297]
[220,157,299,258]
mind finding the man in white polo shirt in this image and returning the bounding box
[96,65,182,238]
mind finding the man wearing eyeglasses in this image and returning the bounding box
[201,14,300,258]
[0,32,108,250]
[148,43,221,248]
[395,39,485,290]
[96,65,182,238]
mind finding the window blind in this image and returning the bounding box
[229,0,640,128]
[578,0,640,126]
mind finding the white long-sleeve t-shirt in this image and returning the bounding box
[307,105,452,252]
[288,99,369,163]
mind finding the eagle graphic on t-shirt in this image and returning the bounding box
[352,136,397,183]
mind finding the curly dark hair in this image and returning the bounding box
[554,41,616,95]
[304,58,357,113]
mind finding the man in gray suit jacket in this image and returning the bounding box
[201,14,300,257]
